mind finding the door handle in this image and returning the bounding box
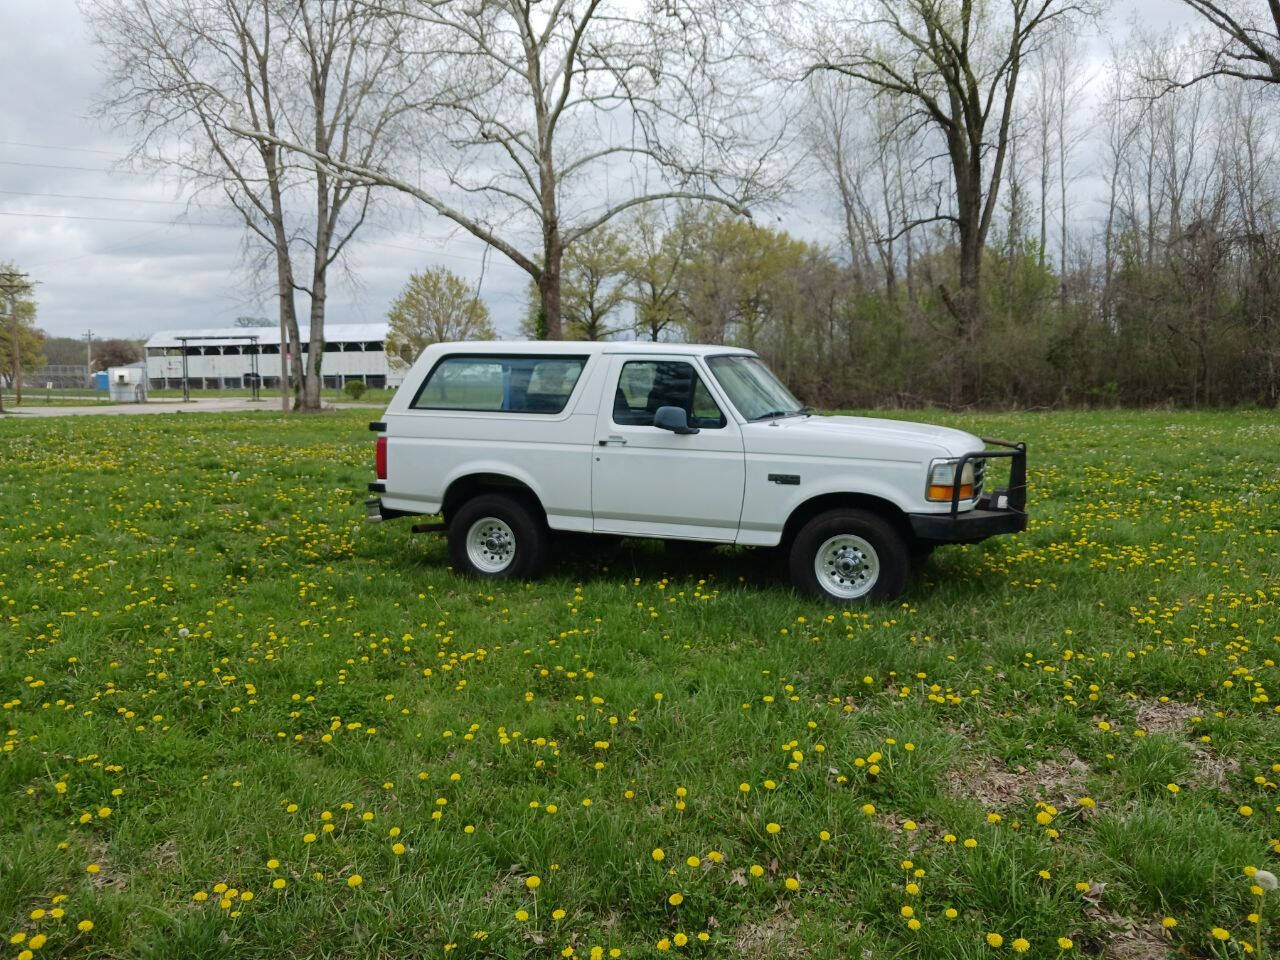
[597,435,627,446]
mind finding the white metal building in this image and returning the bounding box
[144,323,406,390]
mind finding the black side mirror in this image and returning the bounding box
[653,405,700,435]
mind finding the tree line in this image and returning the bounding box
[83,0,1280,410]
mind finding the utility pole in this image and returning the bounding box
[85,330,94,388]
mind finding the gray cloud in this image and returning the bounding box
[1,0,1203,342]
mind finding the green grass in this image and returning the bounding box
[1,408,1278,959]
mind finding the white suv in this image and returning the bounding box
[366,341,1026,602]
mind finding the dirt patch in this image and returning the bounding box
[1191,747,1240,789]
[1134,698,1202,735]
[731,911,800,960]
[945,750,1090,809]
[1094,911,1173,960]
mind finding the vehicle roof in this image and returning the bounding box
[427,340,757,358]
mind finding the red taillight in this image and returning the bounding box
[375,435,387,480]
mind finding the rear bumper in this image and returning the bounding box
[365,496,414,523]
[908,439,1028,543]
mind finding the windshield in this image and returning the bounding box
[706,355,806,421]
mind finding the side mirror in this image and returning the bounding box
[653,405,700,435]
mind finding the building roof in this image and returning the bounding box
[145,322,389,349]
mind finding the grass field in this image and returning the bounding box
[1,408,1278,960]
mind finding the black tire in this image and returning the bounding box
[447,493,550,581]
[788,508,910,603]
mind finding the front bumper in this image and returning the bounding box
[908,438,1028,543]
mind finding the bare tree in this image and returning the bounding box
[808,0,1097,369]
[231,0,788,339]
[1176,0,1280,85]
[86,0,409,410]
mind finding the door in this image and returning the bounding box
[592,356,745,540]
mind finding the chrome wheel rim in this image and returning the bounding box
[466,517,516,574]
[814,534,879,599]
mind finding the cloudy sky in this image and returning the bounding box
[1,0,1198,342]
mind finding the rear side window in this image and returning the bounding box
[411,354,587,414]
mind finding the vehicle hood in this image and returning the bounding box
[743,414,983,460]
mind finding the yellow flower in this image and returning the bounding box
[514,909,529,922]
[1210,928,1230,941]
[945,908,958,919]
[1057,936,1073,949]
[392,843,406,855]
[551,908,566,921]
[673,933,688,947]
[668,893,683,906]
[907,918,921,930]
[193,891,209,902]
[656,938,671,951]
[986,933,1004,948]
[1012,937,1030,953]
[29,935,47,949]
[525,875,541,890]
[346,874,363,888]
[750,864,764,877]
[272,878,287,890]
[766,822,781,834]
[303,833,317,844]
[686,856,701,868]
[861,803,876,815]
[1161,917,1177,928]
[86,863,100,874]
[77,920,94,933]
[900,906,914,918]
[266,859,280,869]
[651,848,665,862]
[785,877,799,891]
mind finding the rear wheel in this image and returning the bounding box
[788,508,909,603]
[448,493,549,581]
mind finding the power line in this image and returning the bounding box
[0,189,213,207]
[0,159,150,174]
[0,139,127,157]
[0,210,240,228]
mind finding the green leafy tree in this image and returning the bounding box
[0,265,43,407]
[386,267,495,363]
[562,228,630,341]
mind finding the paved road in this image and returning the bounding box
[2,398,381,418]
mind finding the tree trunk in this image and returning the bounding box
[540,234,564,339]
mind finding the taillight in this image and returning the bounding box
[375,435,387,480]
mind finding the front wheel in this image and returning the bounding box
[448,493,549,581]
[788,508,909,603]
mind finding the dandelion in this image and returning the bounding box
[272,878,286,890]
[1012,937,1030,953]
[785,877,800,891]
[651,848,665,862]
[986,933,1004,948]
[766,822,781,834]
[1211,927,1230,941]
[668,893,684,906]
[526,875,541,890]
[1255,870,1278,891]
[347,874,363,888]
[77,920,94,933]
[1057,937,1074,949]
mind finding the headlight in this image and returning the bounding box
[927,459,975,502]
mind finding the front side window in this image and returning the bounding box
[612,360,726,429]
[706,355,805,421]
[412,354,587,413]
